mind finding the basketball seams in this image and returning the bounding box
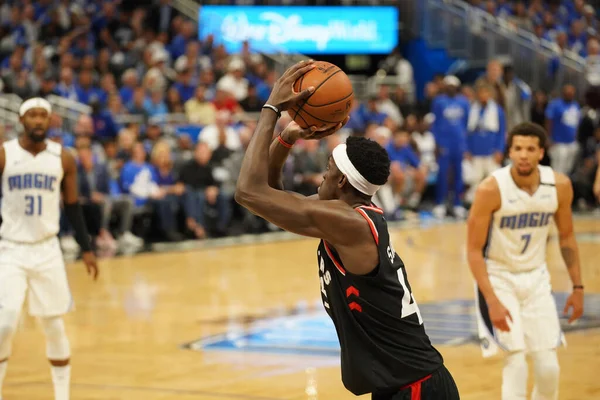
[290,107,310,128]
[302,69,342,105]
[291,62,353,128]
[306,91,354,108]
[299,104,349,124]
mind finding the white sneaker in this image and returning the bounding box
[60,235,79,253]
[453,206,467,219]
[118,231,144,251]
[407,193,421,209]
[432,205,446,219]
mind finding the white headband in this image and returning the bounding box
[19,98,52,117]
[332,143,381,196]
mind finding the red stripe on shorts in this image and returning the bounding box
[400,374,432,400]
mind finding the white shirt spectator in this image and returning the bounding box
[198,125,241,151]
[216,58,249,101]
[395,58,415,102]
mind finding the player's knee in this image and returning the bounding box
[40,317,70,360]
[504,351,527,373]
[532,350,559,389]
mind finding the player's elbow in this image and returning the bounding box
[234,186,260,207]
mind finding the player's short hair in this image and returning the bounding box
[345,136,390,186]
[507,122,547,149]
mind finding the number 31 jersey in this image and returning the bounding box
[316,205,443,396]
[485,165,558,273]
[1,138,63,243]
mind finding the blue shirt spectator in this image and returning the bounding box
[545,87,581,144]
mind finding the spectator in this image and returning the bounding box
[185,85,217,125]
[150,141,186,242]
[430,75,470,219]
[166,86,184,113]
[413,114,438,179]
[76,68,106,105]
[198,110,241,152]
[239,84,262,113]
[91,100,120,141]
[119,68,139,105]
[143,89,168,118]
[464,82,506,204]
[530,89,548,126]
[545,84,581,174]
[289,139,324,197]
[501,64,531,131]
[216,58,249,102]
[76,145,106,250]
[585,38,600,86]
[386,128,427,209]
[376,85,403,127]
[179,142,231,238]
[475,59,505,108]
[510,1,534,31]
[172,67,195,103]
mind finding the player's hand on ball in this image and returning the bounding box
[267,60,316,111]
[488,299,513,332]
[281,117,350,144]
[564,290,584,323]
[82,251,99,281]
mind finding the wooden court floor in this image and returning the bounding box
[3,217,600,400]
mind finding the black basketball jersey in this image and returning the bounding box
[316,205,443,396]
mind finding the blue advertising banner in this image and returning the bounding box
[198,6,398,54]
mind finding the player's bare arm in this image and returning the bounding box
[467,176,513,332]
[554,172,584,323]
[236,61,376,275]
[61,149,99,280]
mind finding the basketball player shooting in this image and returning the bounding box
[236,60,460,399]
[0,98,98,400]
[467,122,584,400]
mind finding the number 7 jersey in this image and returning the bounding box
[0,139,64,243]
[316,205,443,396]
[485,164,558,273]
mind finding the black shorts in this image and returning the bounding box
[371,365,460,400]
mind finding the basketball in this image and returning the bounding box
[290,61,354,131]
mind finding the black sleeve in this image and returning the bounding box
[64,202,92,252]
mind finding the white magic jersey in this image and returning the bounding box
[485,164,558,273]
[0,138,63,243]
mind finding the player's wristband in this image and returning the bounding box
[573,285,584,290]
[262,104,281,118]
[277,134,294,149]
[64,202,92,252]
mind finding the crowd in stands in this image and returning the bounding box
[0,0,598,259]
[470,1,599,56]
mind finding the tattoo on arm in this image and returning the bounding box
[561,246,576,268]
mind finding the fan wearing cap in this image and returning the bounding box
[0,98,98,400]
[235,61,459,399]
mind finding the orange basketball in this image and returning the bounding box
[289,61,354,131]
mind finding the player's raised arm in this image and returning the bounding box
[467,176,512,332]
[235,60,368,251]
[554,173,584,323]
[61,149,98,280]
